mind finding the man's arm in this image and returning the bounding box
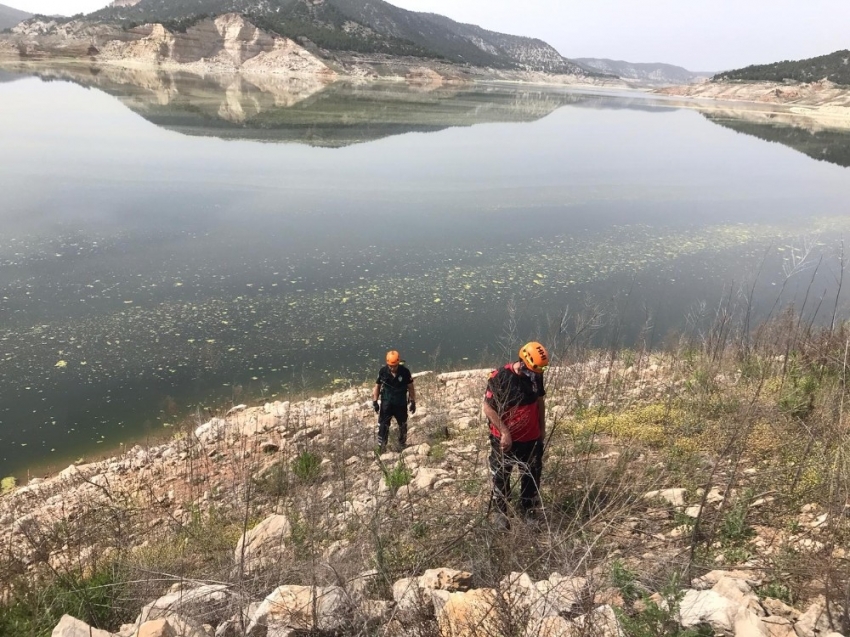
[407,377,416,402]
[483,401,512,451]
[372,383,380,402]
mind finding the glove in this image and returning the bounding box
[372,401,380,413]
[408,400,416,414]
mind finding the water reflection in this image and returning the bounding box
[7,62,850,165]
[3,63,590,146]
[704,110,850,168]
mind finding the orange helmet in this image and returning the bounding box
[519,342,549,373]
[386,350,401,366]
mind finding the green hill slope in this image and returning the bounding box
[715,50,850,86]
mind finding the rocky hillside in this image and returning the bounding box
[0,2,31,31]
[6,14,339,76]
[715,49,850,87]
[575,57,711,85]
[656,79,850,129]
[4,317,850,637]
[1,11,601,84]
[79,0,586,74]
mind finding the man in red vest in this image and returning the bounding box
[483,342,549,529]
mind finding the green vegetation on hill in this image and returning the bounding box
[247,2,437,59]
[714,49,850,86]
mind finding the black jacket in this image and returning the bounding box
[376,365,413,406]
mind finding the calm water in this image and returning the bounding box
[2,65,850,477]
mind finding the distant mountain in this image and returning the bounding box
[715,50,850,86]
[88,0,586,74]
[0,3,32,30]
[575,58,711,85]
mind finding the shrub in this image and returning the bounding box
[293,451,322,483]
[578,403,686,448]
[0,565,132,636]
[429,443,446,461]
[759,581,794,605]
[720,495,754,544]
[778,372,818,419]
[610,559,641,603]
[1,476,16,494]
[616,573,712,637]
[384,461,412,491]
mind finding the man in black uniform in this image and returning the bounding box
[372,350,416,452]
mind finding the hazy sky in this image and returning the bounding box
[9,0,848,71]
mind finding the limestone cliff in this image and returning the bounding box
[5,14,336,79]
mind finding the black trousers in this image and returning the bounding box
[489,435,544,514]
[377,402,408,446]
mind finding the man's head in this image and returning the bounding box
[386,350,401,369]
[519,342,549,374]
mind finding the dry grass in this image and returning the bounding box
[4,296,850,634]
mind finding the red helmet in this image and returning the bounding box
[519,342,549,373]
[386,350,401,365]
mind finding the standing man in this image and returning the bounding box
[372,350,416,453]
[482,341,549,528]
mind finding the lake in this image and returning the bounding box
[2,64,850,478]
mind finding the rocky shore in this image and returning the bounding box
[4,353,849,637]
[656,79,850,128]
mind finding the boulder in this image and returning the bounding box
[529,615,576,637]
[246,585,349,634]
[500,571,587,619]
[393,568,472,614]
[138,584,230,625]
[419,568,474,592]
[678,589,739,633]
[436,588,504,637]
[411,468,450,491]
[195,418,228,445]
[733,607,770,637]
[711,576,764,616]
[571,605,625,637]
[762,598,800,620]
[644,488,687,507]
[392,574,446,612]
[537,573,588,616]
[137,619,176,637]
[761,616,797,637]
[51,615,113,637]
[234,514,291,572]
[794,597,834,637]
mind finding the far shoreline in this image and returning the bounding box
[3,54,849,128]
